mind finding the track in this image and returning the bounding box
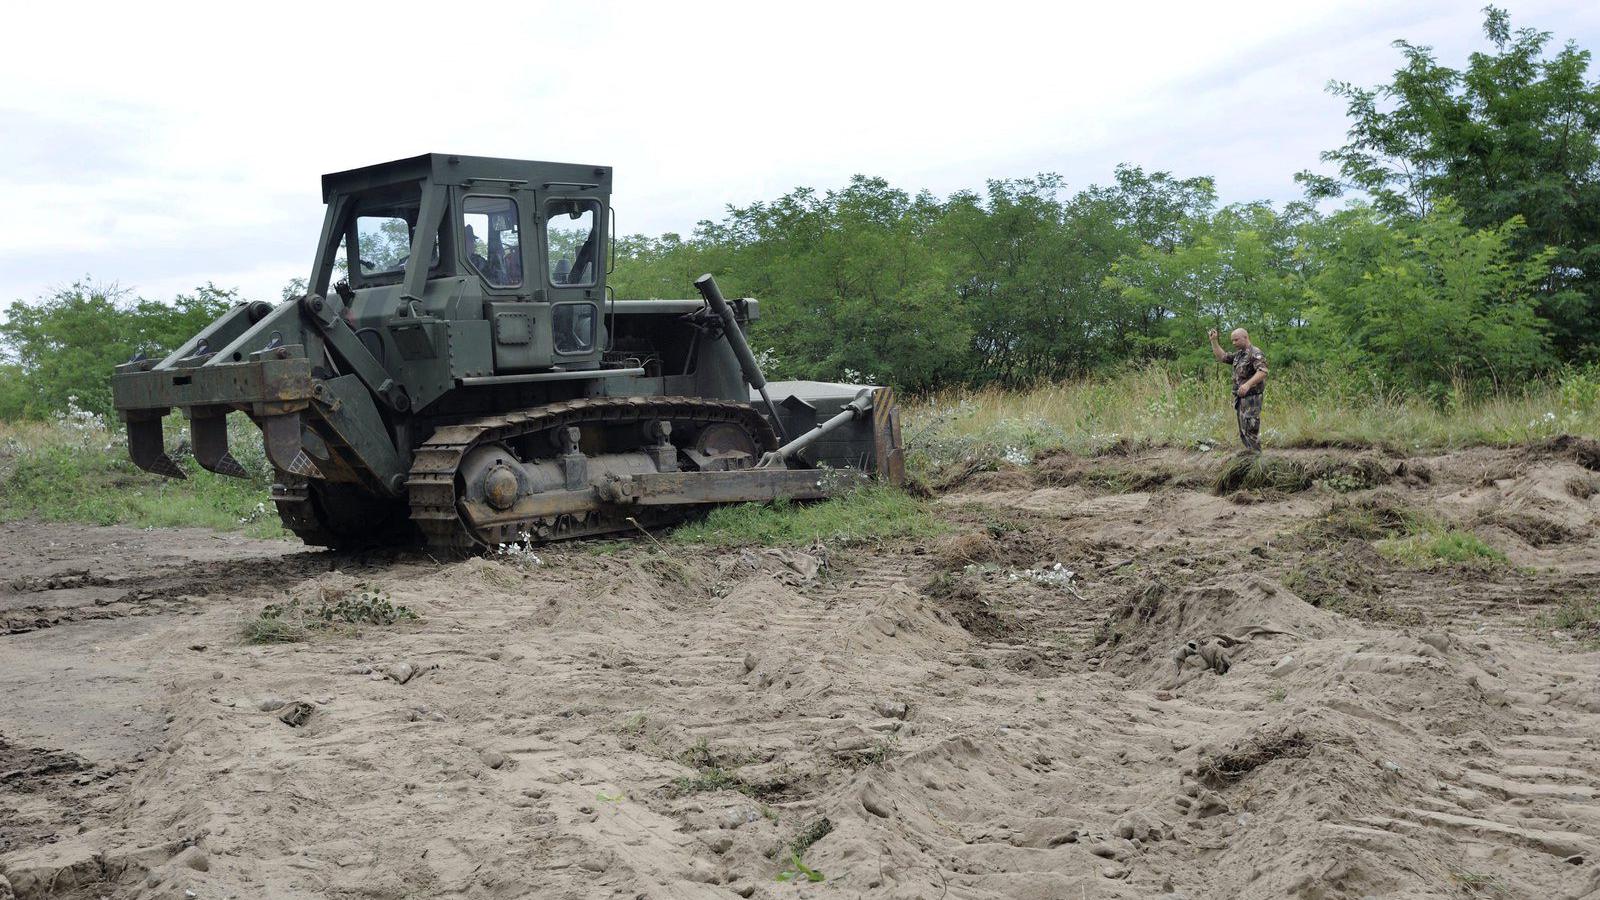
[404,396,778,551]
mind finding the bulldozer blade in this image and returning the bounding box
[127,416,186,480]
[261,412,321,479]
[191,413,248,479]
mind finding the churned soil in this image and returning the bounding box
[2,444,1598,899]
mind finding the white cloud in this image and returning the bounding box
[2,0,1595,305]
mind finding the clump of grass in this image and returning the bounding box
[1212,453,1312,495]
[1376,528,1506,568]
[670,768,748,797]
[1451,870,1511,898]
[1310,456,1391,493]
[1080,465,1173,493]
[775,816,833,882]
[241,585,417,644]
[240,612,308,645]
[1543,596,1600,641]
[1291,492,1424,547]
[670,485,943,547]
[1196,730,1312,788]
[667,737,755,797]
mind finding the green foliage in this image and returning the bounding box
[0,280,235,418]
[669,484,943,547]
[775,853,824,883]
[1377,528,1507,568]
[776,816,833,882]
[1306,202,1553,393]
[1304,6,1600,359]
[0,410,283,536]
[600,9,1595,396]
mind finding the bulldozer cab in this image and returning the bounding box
[312,154,611,361]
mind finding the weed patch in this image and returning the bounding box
[670,485,941,547]
[0,412,285,538]
[1543,596,1600,641]
[1284,541,1421,625]
[1377,529,1506,568]
[666,738,758,798]
[1291,492,1424,548]
[1212,453,1311,496]
[242,585,417,644]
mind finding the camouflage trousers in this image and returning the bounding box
[1234,392,1263,452]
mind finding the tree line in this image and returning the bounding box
[611,8,1596,396]
[2,7,1594,419]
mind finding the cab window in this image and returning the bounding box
[547,199,599,287]
[462,196,522,288]
[354,208,439,286]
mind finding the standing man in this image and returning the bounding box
[1209,328,1267,452]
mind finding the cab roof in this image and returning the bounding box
[320,154,612,202]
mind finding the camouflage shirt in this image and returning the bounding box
[1228,346,1268,394]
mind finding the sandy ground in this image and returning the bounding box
[2,445,1598,899]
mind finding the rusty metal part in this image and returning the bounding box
[124,411,186,479]
[189,407,248,479]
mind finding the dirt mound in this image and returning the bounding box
[1536,433,1600,470]
[1095,574,1336,685]
[1285,539,1421,624]
[924,574,1011,640]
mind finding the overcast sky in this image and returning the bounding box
[2,0,1596,306]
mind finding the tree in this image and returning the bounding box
[0,281,235,417]
[1302,6,1600,358]
[1106,202,1307,371]
[1307,201,1552,392]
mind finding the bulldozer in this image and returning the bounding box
[111,154,903,551]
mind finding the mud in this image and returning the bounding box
[1,445,1598,899]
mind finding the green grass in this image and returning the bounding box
[1376,528,1507,568]
[904,363,1600,478]
[0,412,286,538]
[669,485,944,547]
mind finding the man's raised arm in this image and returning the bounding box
[1207,329,1230,362]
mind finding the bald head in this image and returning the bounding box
[1230,328,1250,350]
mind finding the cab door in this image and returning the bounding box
[540,195,604,366]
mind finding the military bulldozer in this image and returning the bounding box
[111,154,903,551]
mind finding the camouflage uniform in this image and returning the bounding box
[1226,345,1267,451]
